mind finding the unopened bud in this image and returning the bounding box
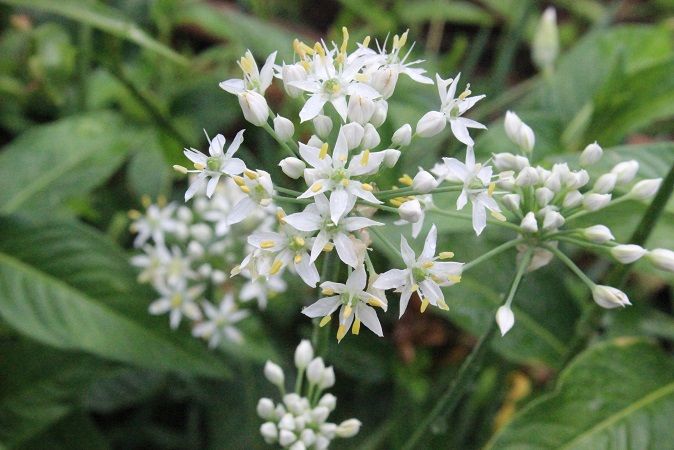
[580,142,602,166]
[306,357,325,385]
[370,100,388,127]
[611,160,639,185]
[347,95,375,124]
[416,111,446,138]
[398,199,422,223]
[592,285,631,309]
[520,212,538,233]
[336,419,362,438]
[313,115,333,139]
[493,152,530,171]
[583,193,611,211]
[611,244,646,264]
[318,394,337,411]
[294,339,314,370]
[264,361,285,386]
[238,91,269,126]
[260,422,278,443]
[280,157,306,179]
[629,178,662,200]
[504,111,535,152]
[583,225,614,243]
[532,7,559,72]
[273,115,294,141]
[341,122,364,150]
[501,193,521,212]
[279,429,297,447]
[319,366,335,389]
[282,63,307,97]
[563,190,583,208]
[535,187,554,207]
[370,67,399,98]
[515,166,539,186]
[383,149,401,167]
[648,248,674,272]
[593,173,617,194]
[257,398,276,420]
[392,124,412,146]
[361,123,381,148]
[412,170,437,193]
[495,305,515,336]
[542,210,565,230]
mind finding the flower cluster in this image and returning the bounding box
[258,340,360,449]
[129,177,284,346]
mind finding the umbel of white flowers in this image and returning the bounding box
[163,24,674,346]
[258,340,361,449]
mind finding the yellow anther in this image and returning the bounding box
[488,182,496,196]
[173,164,188,174]
[322,287,335,296]
[360,149,370,166]
[239,54,254,74]
[368,297,385,308]
[422,261,434,269]
[343,304,353,318]
[245,169,258,179]
[448,275,462,283]
[355,73,369,82]
[319,142,329,159]
[311,182,323,193]
[491,211,507,222]
[340,27,349,54]
[458,84,472,100]
[230,265,241,276]
[431,275,444,283]
[341,179,350,187]
[269,259,283,275]
[276,209,287,223]
[141,195,151,208]
[260,240,275,249]
[361,183,373,192]
[337,324,347,342]
[170,293,183,308]
[335,53,344,65]
[362,36,371,48]
[399,174,413,186]
[420,298,429,313]
[398,30,409,48]
[293,236,305,247]
[128,209,141,220]
[439,251,454,259]
[313,42,325,57]
[239,185,251,194]
[158,194,167,206]
[393,34,399,49]
[411,283,419,292]
[194,162,206,170]
[233,176,246,186]
[300,60,311,71]
[389,198,403,207]
[323,242,335,252]
[293,39,314,57]
[320,315,332,327]
[438,299,450,310]
[294,254,303,264]
[352,318,361,335]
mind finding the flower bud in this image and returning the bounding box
[318,393,337,411]
[520,212,538,233]
[648,248,674,272]
[300,429,316,446]
[495,305,515,336]
[361,123,381,148]
[416,111,447,137]
[273,115,295,141]
[583,193,611,211]
[563,190,583,208]
[238,91,269,126]
[542,210,565,230]
[568,170,590,189]
[289,441,306,450]
[319,366,335,389]
[279,429,297,447]
[341,122,364,150]
[347,94,375,124]
[501,193,521,212]
[398,199,422,223]
[593,173,616,194]
[294,339,314,370]
[583,225,614,243]
[592,285,631,309]
[264,361,285,386]
[493,152,530,171]
[504,111,523,143]
[336,419,362,438]
[383,149,401,167]
[306,357,325,385]
[412,170,437,193]
[611,160,639,185]
[611,244,646,264]
[312,115,333,139]
[279,157,306,179]
[307,135,323,148]
[535,187,554,207]
[392,124,412,147]
[504,111,535,152]
[629,178,662,200]
[497,171,516,190]
[311,406,330,424]
[580,142,602,166]
[517,122,535,153]
[260,422,278,443]
[282,63,307,97]
[370,67,399,98]
[515,166,539,186]
[370,100,388,127]
[532,7,559,72]
[257,398,276,420]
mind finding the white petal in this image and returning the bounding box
[373,269,408,290]
[149,298,171,315]
[284,212,322,232]
[456,189,468,210]
[420,279,443,305]
[310,231,330,262]
[471,201,487,236]
[225,129,246,157]
[185,174,206,201]
[400,236,416,266]
[329,189,350,225]
[228,197,257,225]
[346,264,367,292]
[209,134,226,157]
[343,216,383,231]
[356,303,383,337]
[221,157,246,175]
[295,254,320,287]
[303,297,341,317]
[450,118,474,146]
[206,175,220,198]
[421,224,437,260]
[330,96,348,121]
[399,288,412,318]
[219,78,245,94]
[334,233,358,267]
[299,94,327,122]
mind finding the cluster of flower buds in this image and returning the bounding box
[258,340,361,449]
[129,178,285,345]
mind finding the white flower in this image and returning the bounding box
[611,244,646,264]
[520,212,538,233]
[592,285,631,309]
[532,7,559,71]
[302,265,386,342]
[412,169,437,193]
[398,199,422,223]
[228,170,275,225]
[336,419,362,438]
[441,146,500,235]
[240,270,287,310]
[495,305,515,336]
[192,293,249,347]
[183,130,246,200]
[312,115,333,139]
[248,223,320,287]
[629,178,662,200]
[298,127,385,224]
[648,248,674,272]
[284,194,382,267]
[130,203,180,248]
[274,115,295,141]
[279,157,306,179]
[583,193,612,211]
[374,225,463,317]
[294,340,314,370]
[392,124,412,147]
[264,361,285,386]
[504,111,534,153]
[220,50,277,95]
[593,173,617,194]
[238,90,270,126]
[436,73,486,146]
[583,225,614,243]
[149,283,203,329]
[580,142,602,166]
[611,160,639,185]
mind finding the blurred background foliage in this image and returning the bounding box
[0,0,673,449]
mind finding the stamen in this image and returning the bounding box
[293,236,305,247]
[294,254,303,264]
[368,297,384,308]
[128,209,141,220]
[411,283,419,292]
[438,299,449,310]
[322,287,335,296]
[319,143,329,159]
[399,174,413,186]
[313,42,325,57]
[352,318,361,335]
[360,149,370,166]
[233,176,246,186]
[343,304,353,318]
[239,185,251,194]
[269,259,283,275]
[422,261,434,269]
[323,242,334,252]
[448,275,462,283]
[260,240,275,249]
[361,183,373,192]
[320,315,332,327]
[173,165,188,174]
[245,169,258,179]
[362,36,371,48]
[311,182,323,192]
[276,209,286,223]
[488,182,496,196]
[420,298,429,313]
[491,211,507,222]
[340,27,349,54]
[141,195,151,208]
[337,324,347,342]
[194,162,206,170]
[439,251,454,259]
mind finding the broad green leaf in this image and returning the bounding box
[0,216,229,378]
[127,130,172,199]
[0,340,105,448]
[83,368,166,414]
[0,112,131,216]
[487,339,674,450]
[18,412,110,450]
[396,0,495,26]
[0,0,188,66]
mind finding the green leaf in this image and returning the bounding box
[0,216,229,378]
[396,0,495,26]
[18,412,110,450]
[0,0,188,66]
[487,339,674,449]
[126,130,172,199]
[0,112,132,216]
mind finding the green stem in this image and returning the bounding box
[400,250,533,450]
[565,196,631,222]
[369,227,403,263]
[543,243,596,288]
[275,186,303,196]
[272,195,309,205]
[555,236,613,251]
[262,122,298,158]
[462,239,522,272]
[430,207,522,232]
[377,184,463,199]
